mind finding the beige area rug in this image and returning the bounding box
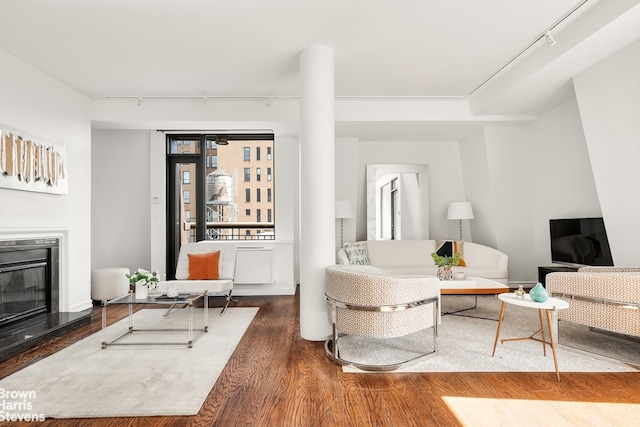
[0,307,258,419]
[341,295,639,373]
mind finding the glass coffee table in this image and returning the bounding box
[101,291,208,349]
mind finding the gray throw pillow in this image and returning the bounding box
[343,242,371,265]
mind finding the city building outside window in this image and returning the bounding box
[167,133,274,248]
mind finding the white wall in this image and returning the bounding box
[0,50,92,312]
[574,39,640,266]
[460,99,601,283]
[527,99,602,267]
[92,130,151,272]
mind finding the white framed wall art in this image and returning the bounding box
[0,124,68,195]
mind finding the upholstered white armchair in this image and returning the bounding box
[546,266,640,338]
[325,265,440,371]
[157,241,237,315]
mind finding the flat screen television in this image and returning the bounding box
[549,217,614,267]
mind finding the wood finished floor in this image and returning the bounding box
[1,290,639,426]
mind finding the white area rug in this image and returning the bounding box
[341,296,638,374]
[0,307,258,419]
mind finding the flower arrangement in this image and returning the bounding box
[431,252,462,268]
[126,269,160,289]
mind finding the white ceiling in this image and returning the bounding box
[1,0,639,139]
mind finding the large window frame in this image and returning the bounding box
[166,132,275,278]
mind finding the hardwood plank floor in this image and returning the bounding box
[1,290,639,426]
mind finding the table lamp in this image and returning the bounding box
[335,200,354,247]
[447,202,474,240]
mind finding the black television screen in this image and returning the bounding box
[550,217,614,266]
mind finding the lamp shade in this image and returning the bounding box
[335,200,354,219]
[447,202,474,220]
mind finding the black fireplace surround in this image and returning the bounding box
[0,238,59,326]
[0,237,91,361]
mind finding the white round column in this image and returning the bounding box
[299,45,335,341]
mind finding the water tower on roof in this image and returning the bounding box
[206,170,237,233]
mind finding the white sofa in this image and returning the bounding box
[156,241,237,314]
[337,240,509,285]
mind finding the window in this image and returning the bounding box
[268,209,272,223]
[167,133,275,250]
[267,167,272,181]
[257,209,261,222]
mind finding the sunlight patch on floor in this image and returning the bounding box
[442,396,640,427]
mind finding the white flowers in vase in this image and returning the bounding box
[126,269,160,289]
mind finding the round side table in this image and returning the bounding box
[491,292,569,381]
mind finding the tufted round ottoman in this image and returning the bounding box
[91,267,130,301]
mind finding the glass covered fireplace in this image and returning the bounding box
[0,238,59,326]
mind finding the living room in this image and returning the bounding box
[0,0,639,423]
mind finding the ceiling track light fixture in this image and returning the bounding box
[545,31,557,46]
[137,97,144,107]
[202,97,208,106]
[265,97,273,108]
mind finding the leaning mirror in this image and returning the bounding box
[366,164,429,240]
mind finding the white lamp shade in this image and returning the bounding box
[447,202,474,220]
[335,200,354,219]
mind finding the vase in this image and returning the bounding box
[437,266,453,280]
[529,282,548,302]
[135,283,148,299]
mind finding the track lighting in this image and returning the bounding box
[265,97,273,108]
[202,97,208,106]
[216,136,229,146]
[545,31,557,46]
[137,97,144,106]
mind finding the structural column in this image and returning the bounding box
[299,45,335,340]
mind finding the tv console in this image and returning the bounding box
[538,266,579,287]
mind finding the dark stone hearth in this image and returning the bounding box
[0,309,92,362]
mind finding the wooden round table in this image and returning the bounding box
[491,292,570,381]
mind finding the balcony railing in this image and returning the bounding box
[184,222,275,241]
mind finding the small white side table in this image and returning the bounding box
[491,293,570,381]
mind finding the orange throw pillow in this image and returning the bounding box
[187,251,220,280]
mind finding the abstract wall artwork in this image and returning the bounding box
[0,124,68,195]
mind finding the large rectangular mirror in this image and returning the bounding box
[366,164,429,240]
